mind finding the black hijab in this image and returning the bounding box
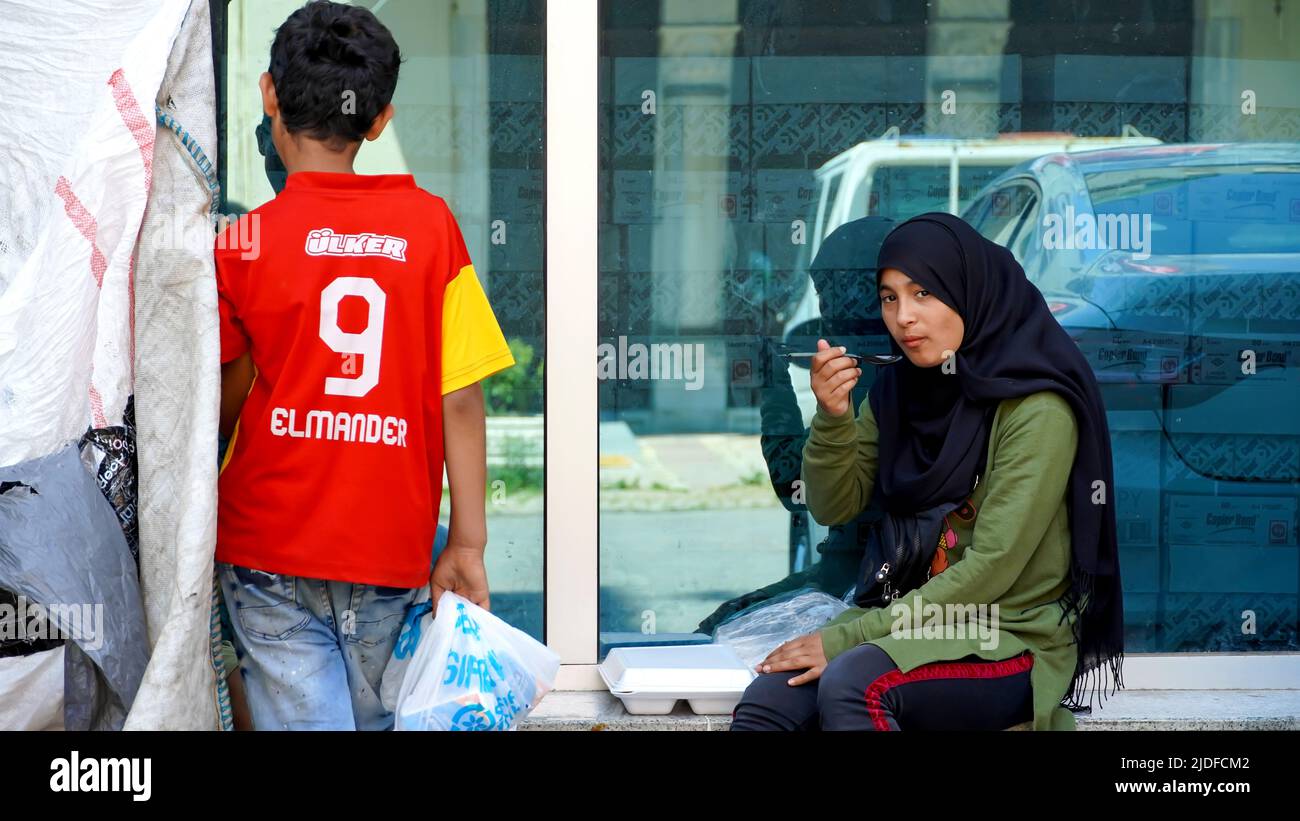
[869,212,1124,713]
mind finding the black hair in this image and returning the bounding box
[268,1,402,147]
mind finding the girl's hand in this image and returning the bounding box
[757,633,828,686]
[810,339,861,418]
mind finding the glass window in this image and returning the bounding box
[855,163,1013,222]
[598,0,1300,658]
[968,182,1039,250]
[221,0,545,640]
[1084,165,1300,255]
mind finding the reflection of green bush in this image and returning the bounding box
[488,433,543,495]
[488,465,543,495]
[739,470,767,487]
[485,338,543,417]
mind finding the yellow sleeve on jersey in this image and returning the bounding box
[442,263,516,395]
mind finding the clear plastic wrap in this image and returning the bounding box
[712,587,850,670]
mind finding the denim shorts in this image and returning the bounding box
[218,524,449,730]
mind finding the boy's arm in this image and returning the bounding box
[215,218,254,440]
[433,381,491,610]
[431,199,516,611]
[219,352,255,439]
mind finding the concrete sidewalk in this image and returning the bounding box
[520,689,1300,731]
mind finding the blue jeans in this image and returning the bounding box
[218,525,449,730]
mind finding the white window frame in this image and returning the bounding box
[545,0,603,690]
[540,0,1300,692]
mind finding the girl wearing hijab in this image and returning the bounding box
[731,212,1124,731]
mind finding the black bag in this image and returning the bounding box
[852,476,980,609]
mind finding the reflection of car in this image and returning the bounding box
[960,141,1300,449]
[810,127,1162,257]
[961,143,1300,645]
[785,129,1162,426]
[962,142,1300,333]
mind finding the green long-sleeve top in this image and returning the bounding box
[804,390,1081,731]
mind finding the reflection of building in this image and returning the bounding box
[222,0,544,359]
[647,1,741,431]
[924,0,1012,137]
[598,0,1300,435]
[593,1,1300,669]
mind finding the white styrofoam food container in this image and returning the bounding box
[598,644,756,715]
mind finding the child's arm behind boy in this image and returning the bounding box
[432,381,492,611]
[220,352,256,439]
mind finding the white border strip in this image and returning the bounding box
[1120,654,1300,690]
[554,664,605,691]
[553,658,1300,694]
[546,0,599,666]
[548,659,1300,691]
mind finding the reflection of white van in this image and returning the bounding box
[788,127,1163,425]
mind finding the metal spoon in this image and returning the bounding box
[784,352,903,366]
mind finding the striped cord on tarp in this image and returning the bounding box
[155,104,220,215]
[207,569,234,731]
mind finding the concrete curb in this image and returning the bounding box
[519,689,1300,731]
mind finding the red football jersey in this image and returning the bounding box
[215,172,514,587]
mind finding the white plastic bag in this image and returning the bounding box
[385,591,560,731]
[379,588,431,713]
[712,588,851,671]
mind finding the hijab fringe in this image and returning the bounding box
[1057,555,1126,713]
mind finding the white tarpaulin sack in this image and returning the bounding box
[0,0,226,730]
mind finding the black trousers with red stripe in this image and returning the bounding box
[730,643,1034,731]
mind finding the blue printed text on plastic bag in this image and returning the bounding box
[444,648,497,691]
[454,602,481,639]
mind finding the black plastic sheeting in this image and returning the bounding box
[0,440,149,730]
[79,396,140,563]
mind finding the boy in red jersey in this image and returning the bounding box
[215,1,515,730]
